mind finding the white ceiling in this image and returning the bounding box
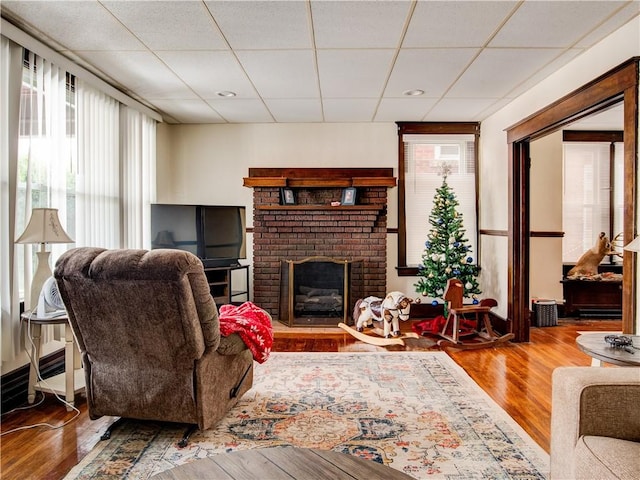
[1,0,638,124]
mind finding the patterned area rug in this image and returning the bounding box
[65,352,549,479]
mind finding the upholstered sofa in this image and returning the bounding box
[54,247,255,440]
[550,366,640,479]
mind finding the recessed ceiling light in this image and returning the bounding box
[403,89,425,96]
[217,91,236,97]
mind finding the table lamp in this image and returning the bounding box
[16,208,74,311]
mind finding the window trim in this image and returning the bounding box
[396,122,480,275]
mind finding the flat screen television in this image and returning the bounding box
[151,204,247,267]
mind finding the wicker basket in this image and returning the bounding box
[533,299,558,327]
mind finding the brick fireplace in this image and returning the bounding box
[244,168,396,325]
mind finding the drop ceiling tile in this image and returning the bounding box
[2,0,634,124]
[204,0,311,49]
[490,1,626,48]
[384,48,480,98]
[426,98,500,121]
[206,99,273,123]
[156,51,257,99]
[1,0,145,51]
[236,50,319,98]
[102,1,227,51]
[322,99,378,122]
[575,2,640,48]
[317,49,395,98]
[151,99,225,124]
[77,51,197,99]
[264,99,323,123]
[447,48,564,98]
[375,98,438,122]
[403,1,518,48]
[311,1,411,48]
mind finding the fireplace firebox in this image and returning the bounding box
[279,256,364,327]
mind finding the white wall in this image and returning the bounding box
[157,123,396,209]
[479,16,640,322]
[530,131,563,303]
[155,122,419,297]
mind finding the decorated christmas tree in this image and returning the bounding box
[415,170,481,303]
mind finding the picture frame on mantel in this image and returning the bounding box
[341,187,356,206]
[281,188,296,205]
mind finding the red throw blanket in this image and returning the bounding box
[219,302,273,363]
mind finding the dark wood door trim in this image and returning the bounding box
[506,58,639,339]
[507,60,637,143]
[509,141,530,342]
[562,130,623,143]
[622,84,638,333]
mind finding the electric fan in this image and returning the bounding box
[37,276,66,318]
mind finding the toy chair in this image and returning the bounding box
[438,278,514,349]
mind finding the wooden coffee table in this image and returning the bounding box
[576,333,640,366]
[152,446,414,479]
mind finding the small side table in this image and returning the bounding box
[576,333,640,367]
[21,310,85,410]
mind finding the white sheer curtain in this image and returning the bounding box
[120,106,156,249]
[1,36,24,363]
[76,80,120,248]
[11,50,75,348]
[2,51,156,365]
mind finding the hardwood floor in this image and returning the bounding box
[0,318,621,480]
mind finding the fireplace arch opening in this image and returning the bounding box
[279,256,364,327]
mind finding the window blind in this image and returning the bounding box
[562,142,616,262]
[404,134,477,266]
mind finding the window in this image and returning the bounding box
[435,144,461,162]
[562,137,624,263]
[397,123,480,272]
[16,50,77,300]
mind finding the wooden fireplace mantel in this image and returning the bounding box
[243,167,397,188]
[255,204,383,211]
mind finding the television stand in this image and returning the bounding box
[203,264,250,306]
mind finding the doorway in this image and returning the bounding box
[506,58,639,341]
[529,109,625,318]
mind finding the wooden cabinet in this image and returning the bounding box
[203,264,250,306]
[561,262,622,317]
[561,279,622,317]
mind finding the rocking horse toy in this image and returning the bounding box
[338,291,419,346]
[436,278,514,349]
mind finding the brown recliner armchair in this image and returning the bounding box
[54,247,255,445]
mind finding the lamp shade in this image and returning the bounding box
[16,208,74,244]
[623,236,640,252]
